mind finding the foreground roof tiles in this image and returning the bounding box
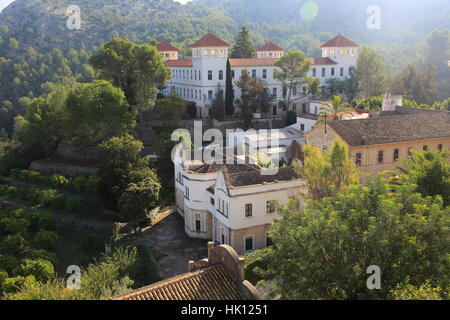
[321,34,359,48]
[192,33,231,48]
[328,111,450,147]
[113,265,247,300]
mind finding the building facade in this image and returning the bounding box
[159,33,359,118]
[175,159,306,255]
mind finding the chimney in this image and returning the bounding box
[382,94,403,112]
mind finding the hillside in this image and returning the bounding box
[0,0,448,133]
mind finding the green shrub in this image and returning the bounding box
[34,230,59,250]
[25,250,58,266]
[3,234,27,254]
[49,174,69,188]
[71,175,87,193]
[5,186,18,198]
[0,254,20,273]
[1,275,37,296]
[14,259,55,282]
[0,217,30,236]
[39,189,59,206]
[84,175,100,194]
[65,196,91,214]
[285,110,297,126]
[36,215,66,232]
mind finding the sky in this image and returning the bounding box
[0,0,14,12]
[0,0,193,12]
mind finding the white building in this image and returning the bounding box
[159,33,359,118]
[174,152,307,255]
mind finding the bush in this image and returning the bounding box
[36,215,66,232]
[14,259,55,282]
[84,175,100,194]
[3,234,27,254]
[71,175,87,193]
[49,174,69,188]
[0,217,30,236]
[0,254,20,273]
[25,250,58,266]
[34,230,59,250]
[65,196,91,214]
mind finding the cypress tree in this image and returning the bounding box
[230,26,256,58]
[225,59,235,116]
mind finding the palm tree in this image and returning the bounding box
[318,95,354,121]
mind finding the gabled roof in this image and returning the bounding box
[326,112,450,147]
[320,34,359,48]
[257,42,284,52]
[165,59,192,67]
[156,42,178,52]
[191,33,230,48]
[113,265,247,300]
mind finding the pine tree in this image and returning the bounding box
[230,27,256,58]
[225,59,235,116]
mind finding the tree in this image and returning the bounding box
[210,84,225,120]
[396,150,450,206]
[154,94,185,126]
[119,176,161,223]
[299,140,358,200]
[389,281,445,300]
[14,259,55,282]
[90,38,171,109]
[342,66,358,102]
[356,46,386,98]
[390,64,439,105]
[225,59,235,116]
[236,71,272,128]
[274,51,312,111]
[354,96,382,111]
[324,78,345,98]
[285,140,304,166]
[261,177,450,300]
[98,134,145,209]
[230,27,256,58]
[318,95,354,121]
[64,81,136,144]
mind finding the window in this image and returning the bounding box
[190,70,193,80]
[208,70,212,80]
[322,68,326,77]
[331,68,335,76]
[195,214,201,232]
[185,186,190,200]
[356,153,362,166]
[302,103,307,113]
[300,124,305,131]
[210,197,215,205]
[303,87,307,95]
[252,69,257,77]
[408,148,413,156]
[208,90,213,100]
[378,151,384,163]
[312,68,316,77]
[263,69,267,79]
[438,144,443,151]
[266,201,275,214]
[245,236,253,251]
[266,236,273,247]
[272,88,277,98]
[219,70,224,80]
[393,149,399,161]
[231,70,235,78]
[194,70,197,80]
[199,71,201,80]
[423,145,428,151]
[340,67,344,76]
[245,204,252,217]
[226,203,229,217]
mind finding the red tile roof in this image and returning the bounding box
[308,57,337,65]
[321,34,359,48]
[165,59,193,67]
[229,58,279,67]
[112,265,247,300]
[257,42,284,52]
[157,42,178,52]
[192,33,230,48]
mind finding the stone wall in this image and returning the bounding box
[230,223,271,255]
